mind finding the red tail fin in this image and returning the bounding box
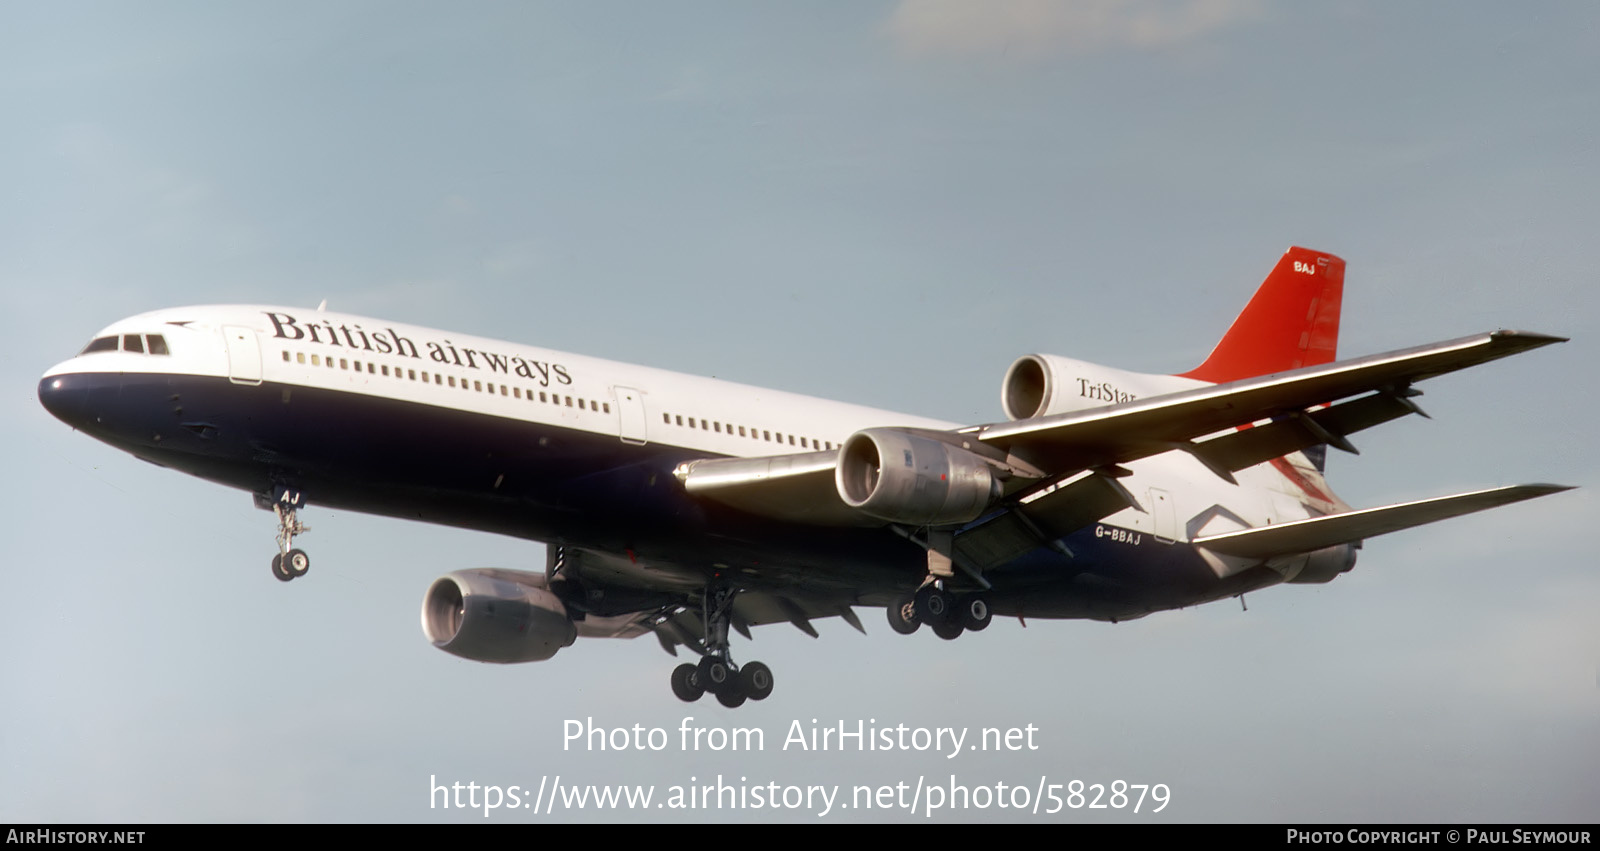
[1179,246,1344,383]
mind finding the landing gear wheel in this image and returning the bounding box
[674,585,766,708]
[671,663,704,702]
[931,618,965,640]
[741,661,774,701]
[962,596,991,632]
[285,548,310,578]
[697,656,732,694]
[915,585,955,626]
[268,490,311,583]
[887,596,921,635]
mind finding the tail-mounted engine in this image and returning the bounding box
[835,429,1000,526]
[1002,353,1196,420]
[421,569,577,663]
[1002,354,1072,420]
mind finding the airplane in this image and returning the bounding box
[37,247,1571,708]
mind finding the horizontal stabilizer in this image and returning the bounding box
[1193,484,1572,560]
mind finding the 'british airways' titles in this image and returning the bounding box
[266,312,572,386]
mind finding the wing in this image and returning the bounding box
[674,449,870,526]
[679,330,1565,533]
[648,591,868,657]
[974,330,1562,473]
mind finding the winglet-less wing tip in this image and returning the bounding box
[1515,483,1577,497]
[1491,329,1568,347]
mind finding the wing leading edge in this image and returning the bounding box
[976,330,1565,474]
[678,330,1566,531]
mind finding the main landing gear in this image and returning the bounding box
[887,582,991,640]
[266,487,311,583]
[670,586,775,708]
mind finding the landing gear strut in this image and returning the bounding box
[267,487,311,582]
[669,586,775,707]
[884,526,992,640]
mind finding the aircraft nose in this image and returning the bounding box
[38,372,92,430]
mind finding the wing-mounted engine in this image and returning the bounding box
[421,569,578,663]
[835,429,1002,525]
[1001,353,1203,420]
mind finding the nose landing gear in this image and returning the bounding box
[263,487,311,582]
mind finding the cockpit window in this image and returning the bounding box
[79,333,171,356]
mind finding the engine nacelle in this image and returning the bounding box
[1002,353,1075,420]
[835,429,998,525]
[1283,543,1358,584]
[1001,353,1203,420]
[421,569,577,663]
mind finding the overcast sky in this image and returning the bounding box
[3,1,1596,823]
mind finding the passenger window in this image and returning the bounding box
[122,334,143,354]
[764,430,771,441]
[738,426,746,437]
[448,376,456,388]
[501,386,508,396]
[663,413,671,424]
[788,435,795,445]
[800,437,807,448]
[474,381,482,392]
[676,415,684,426]
[515,387,522,399]
[603,403,610,414]
[565,396,573,407]
[381,365,389,377]
[146,335,169,355]
[311,354,320,366]
[341,358,349,370]
[409,369,416,380]
[282,351,291,362]
[714,422,721,433]
[296,352,305,364]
